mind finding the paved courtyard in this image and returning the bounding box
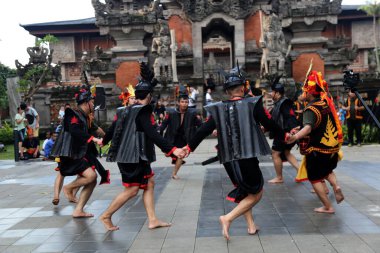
[0,139,380,253]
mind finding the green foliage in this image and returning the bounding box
[0,122,14,144]
[0,63,17,109]
[36,34,59,47]
[18,65,45,93]
[359,1,380,16]
[362,124,380,143]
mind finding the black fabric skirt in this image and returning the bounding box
[117,161,154,190]
[223,158,263,203]
[59,156,93,176]
[306,152,338,183]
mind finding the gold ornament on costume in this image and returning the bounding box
[320,115,339,147]
[119,84,135,106]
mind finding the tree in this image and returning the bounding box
[360,1,380,73]
[0,63,16,109]
[16,34,60,102]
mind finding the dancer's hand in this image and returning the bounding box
[212,130,218,137]
[93,137,103,146]
[290,126,300,135]
[182,145,191,158]
[173,148,186,159]
[286,133,297,144]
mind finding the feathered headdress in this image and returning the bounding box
[119,84,135,106]
[135,62,158,93]
[175,84,189,99]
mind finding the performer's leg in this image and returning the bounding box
[63,172,94,203]
[100,186,140,231]
[172,158,183,179]
[268,150,284,183]
[311,181,335,214]
[284,149,299,171]
[356,120,362,145]
[143,177,171,229]
[220,190,263,240]
[325,172,344,204]
[52,173,64,205]
[244,209,259,235]
[72,168,97,218]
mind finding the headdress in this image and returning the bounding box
[119,84,135,106]
[270,75,284,94]
[220,60,246,90]
[135,62,158,94]
[75,71,96,105]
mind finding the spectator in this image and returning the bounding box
[205,74,216,91]
[58,106,65,121]
[343,90,365,147]
[20,102,40,137]
[188,86,199,109]
[41,131,51,157]
[205,88,213,105]
[43,132,58,161]
[20,127,40,160]
[15,106,28,156]
[154,100,166,124]
[337,101,346,126]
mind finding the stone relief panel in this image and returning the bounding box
[278,0,342,18]
[50,37,75,63]
[176,0,256,21]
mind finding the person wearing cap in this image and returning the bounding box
[159,84,202,179]
[268,82,299,184]
[287,71,344,214]
[99,63,185,231]
[50,86,106,217]
[182,72,289,240]
[342,90,364,147]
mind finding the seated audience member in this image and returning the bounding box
[43,132,58,161]
[20,128,40,160]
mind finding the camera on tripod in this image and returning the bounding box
[343,69,361,91]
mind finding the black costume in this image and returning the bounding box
[270,92,298,152]
[105,63,177,189]
[51,89,110,185]
[188,96,286,202]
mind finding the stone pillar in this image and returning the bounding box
[234,19,246,65]
[170,29,178,83]
[192,22,203,79]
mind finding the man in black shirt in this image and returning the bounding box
[183,72,288,240]
[99,63,185,231]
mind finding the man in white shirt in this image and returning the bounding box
[20,102,40,137]
[188,87,199,109]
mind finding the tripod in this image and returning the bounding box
[352,89,380,129]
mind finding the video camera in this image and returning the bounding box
[343,69,361,91]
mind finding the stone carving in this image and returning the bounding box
[50,37,76,63]
[92,0,158,26]
[82,45,113,73]
[177,0,256,21]
[278,0,342,19]
[27,46,49,64]
[152,19,172,83]
[260,13,287,77]
[177,42,193,57]
[369,51,377,73]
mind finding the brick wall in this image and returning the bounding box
[168,15,193,48]
[292,53,324,83]
[115,61,141,89]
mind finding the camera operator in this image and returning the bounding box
[342,90,365,147]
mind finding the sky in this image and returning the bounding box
[0,0,368,69]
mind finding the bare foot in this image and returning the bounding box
[268,177,284,184]
[100,215,119,231]
[52,198,59,205]
[310,188,329,194]
[334,187,344,204]
[247,225,260,235]
[63,186,78,203]
[148,219,171,229]
[314,207,335,214]
[171,175,180,180]
[219,216,231,240]
[72,211,94,218]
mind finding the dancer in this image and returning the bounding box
[183,70,288,240]
[159,84,201,179]
[51,86,104,217]
[99,63,185,231]
[287,70,344,214]
[268,81,299,183]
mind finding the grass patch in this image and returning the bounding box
[0,144,15,160]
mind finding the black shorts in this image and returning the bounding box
[117,161,154,190]
[59,156,94,176]
[223,158,263,203]
[272,138,296,152]
[306,152,338,183]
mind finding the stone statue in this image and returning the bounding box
[27,46,49,64]
[369,51,377,73]
[260,13,287,77]
[152,19,172,82]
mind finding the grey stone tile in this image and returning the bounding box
[2,245,38,253]
[13,235,50,245]
[194,237,228,253]
[31,241,71,252]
